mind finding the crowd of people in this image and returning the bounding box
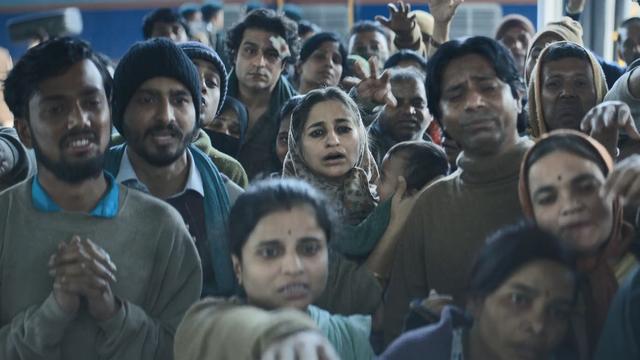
[1,0,640,358]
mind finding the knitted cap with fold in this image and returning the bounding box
[112,38,201,135]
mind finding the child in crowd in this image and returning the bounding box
[378,140,450,201]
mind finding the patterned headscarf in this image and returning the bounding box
[283,87,379,225]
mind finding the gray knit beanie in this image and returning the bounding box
[112,38,201,135]
[178,41,228,116]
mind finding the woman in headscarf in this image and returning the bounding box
[283,87,421,317]
[205,96,249,158]
[284,86,379,225]
[518,129,640,356]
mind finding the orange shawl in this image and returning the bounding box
[518,129,633,346]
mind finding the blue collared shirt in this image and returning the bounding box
[31,172,120,218]
[115,147,204,199]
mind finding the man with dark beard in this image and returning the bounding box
[0,37,202,359]
[104,38,236,298]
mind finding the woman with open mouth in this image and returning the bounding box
[174,179,374,360]
[281,87,421,318]
[518,129,640,357]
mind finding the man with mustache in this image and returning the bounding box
[384,37,534,344]
[369,69,433,165]
[225,8,300,179]
[0,37,201,359]
[528,41,606,137]
[105,38,237,298]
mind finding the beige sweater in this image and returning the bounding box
[384,138,533,344]
[174,298,318,360]
[0,179,202,359]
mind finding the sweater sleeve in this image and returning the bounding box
[314,249,382,315]
[383,194,430,345]
[0,293,76,359]
[174,298,318,360]
[333,199,392,259]
[93,223,203,360]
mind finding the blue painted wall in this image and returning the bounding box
[0,4,537,62]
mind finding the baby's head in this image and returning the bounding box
[378,141,450,201]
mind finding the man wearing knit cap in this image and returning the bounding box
[495,14,535,76]
[1,37,202,359]
[225,8,300,179]
[105,38,238,298]
[178,41,249,191]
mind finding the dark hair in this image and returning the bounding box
[387,141,450,192]
[278,95,304,130]
[142,8,191,40]
[620,17,640,31]
[467,222,578,303]
[425,36,524,121]
[4,37,113,120]
[384,49,428,74]
[524,132,609,178]
[202,3,223,22]
[298,20,321,38]
[219,96,249,142]
[299,32,348,78]
[229,178,334,258]
[226,8,301,65]
[389,67,426,87]
[540,41,590,65]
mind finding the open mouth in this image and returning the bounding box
[322,152,346,162]
[62,132,97,152]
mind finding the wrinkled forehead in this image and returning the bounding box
[241,27,282,50]
[441,54,499,88]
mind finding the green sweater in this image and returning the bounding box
[0,180,202,359]
[383,138,533,344]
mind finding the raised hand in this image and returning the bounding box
[602,155,640,206]
[427,0,464,23]
[354,56,398,107]
[261,330,339,360]
[375,1,416,35]
[580,100,640,158]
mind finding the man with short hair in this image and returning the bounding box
[142,8,190,43]
[369,69,432,165]
[617,17,640,67]
[384,36,533,344]
[225,8,300,179]
[105,38,237,298]
[1,37,201,359]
